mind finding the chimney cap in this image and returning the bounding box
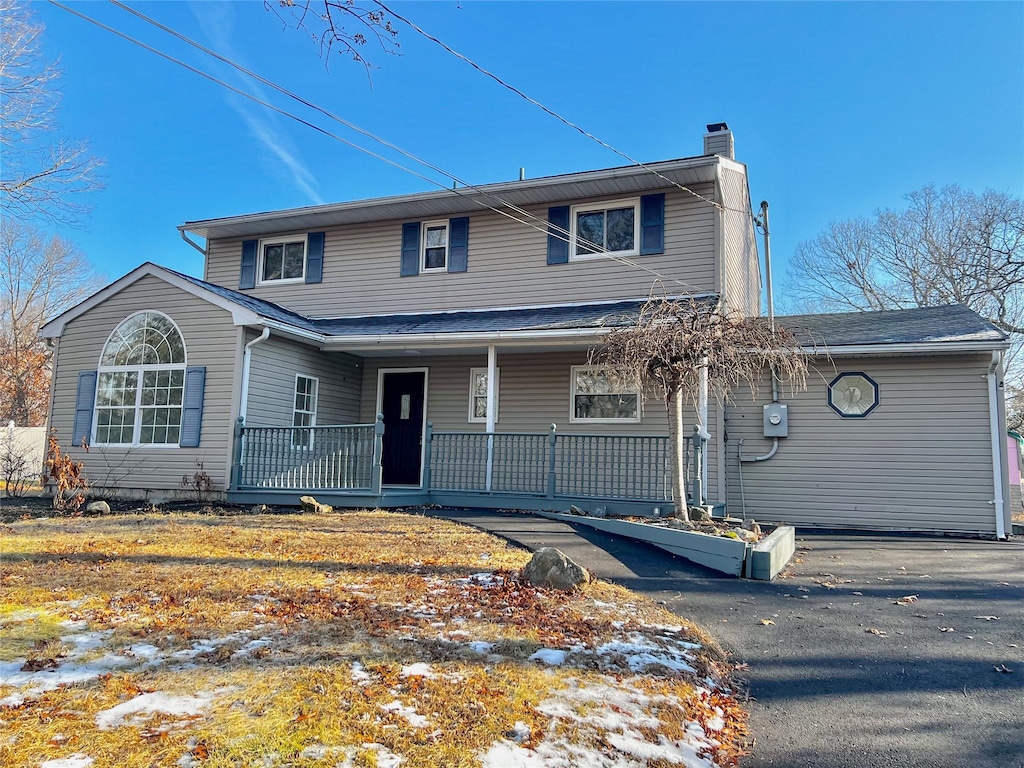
[705,122,730,133]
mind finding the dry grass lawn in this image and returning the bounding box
[1,510,746,767]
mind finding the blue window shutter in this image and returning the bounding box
[547,206,570,264]
[401,222,420,276]
[72,371,97,447]
[640,194,665,255]
[179,366,206,448]
[448,217,469,273]
[239,240,257,289]
[305,231,325,283]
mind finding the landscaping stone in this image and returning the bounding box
[85,500,110,515]
[689,506,710,522]
[666,518,696,531]
[591,506,607,518]
[299,496,333,515]
[522,547,590,591]
[569,504,586,516]
[250,504,269,514]
[732,527,758,543]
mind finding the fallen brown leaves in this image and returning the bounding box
[1,510,745,767]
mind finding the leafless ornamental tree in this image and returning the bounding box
[0,0,102,225]
[593,297,807,522]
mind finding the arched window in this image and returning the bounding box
[94,312,187,445]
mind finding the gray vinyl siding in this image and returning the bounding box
[358,350,719,495]
[244,333,362,427]
[49,275,240,493]
[203,187,717,317]
[723,355,997,534]
[720,167,760,316]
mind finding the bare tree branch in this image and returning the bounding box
[0,0,103,226]
[0,220,102,425]
[265,0,399,81]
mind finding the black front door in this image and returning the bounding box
[380,371,426,485]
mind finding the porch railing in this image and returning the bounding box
[426,424,674,502]
[233,417,384,491]
[232,418,687,505]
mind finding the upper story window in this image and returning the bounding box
[570,199,640,260]
[421,221,449,272]
[259,235,306,284]
[570,365,641,423]
[94,312,187,445]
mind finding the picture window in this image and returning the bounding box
[570,366,640,423]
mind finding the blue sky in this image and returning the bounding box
[33,0,1024,308]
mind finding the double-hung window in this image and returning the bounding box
[468,368,499,423]
[94,312,187,445]
[259,235,306,284]
[570,199,640,260]
[292,374,318,448]
[421,221,449,272]
[570,366,641,423]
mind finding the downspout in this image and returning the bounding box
[179,229,206,257]
[988,351,1007,539]
[240,327,271,421]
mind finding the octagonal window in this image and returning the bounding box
[828,372,879,418]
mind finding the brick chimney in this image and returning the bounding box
[703,122,734,159]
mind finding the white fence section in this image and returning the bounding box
[3,423,47,486]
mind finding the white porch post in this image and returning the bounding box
[485,344,497,492]
[697,359,710,498]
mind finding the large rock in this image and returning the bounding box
[84,500,110,515]
[522,547,590,591]
[299,496,332,515]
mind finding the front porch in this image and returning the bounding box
[228,419,713,516]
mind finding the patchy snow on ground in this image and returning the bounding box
[40,755,94,768]
[399,662,434,678]
[595,632,697,674]
[480,677,720,768]
[379,700,430,729]
[95,690,218,730]
[529,648,568,666]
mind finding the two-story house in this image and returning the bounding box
[40,125,1012,537]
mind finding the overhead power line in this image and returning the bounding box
[373,0,752,217]
[49,0,706,293]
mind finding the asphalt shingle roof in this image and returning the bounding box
[779,305,1006,348]
[166,267,1005,348]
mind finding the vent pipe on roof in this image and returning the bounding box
[703,122,734,159]
[519,167,526,181]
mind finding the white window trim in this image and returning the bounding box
[569,365,642,424]
[292,374,319,449]
[569,197,640,262]
[420,220,449,273]
[468,367,500,423]
[92,311,188,448]
[257,234,308,286]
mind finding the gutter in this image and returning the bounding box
[801,340,1009,357]
[260,318,615,349]
[987,351,1008,539]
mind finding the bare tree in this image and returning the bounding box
[265,0,399,75]
[0,0,102,225]
[787,186,1024,344]
[0,221,102,425]
[592,296,807,522]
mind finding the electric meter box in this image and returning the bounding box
[763,403,789,437]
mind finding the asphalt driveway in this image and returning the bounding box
[428,509,1024,768]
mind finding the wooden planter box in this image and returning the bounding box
[536,511,795,580]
